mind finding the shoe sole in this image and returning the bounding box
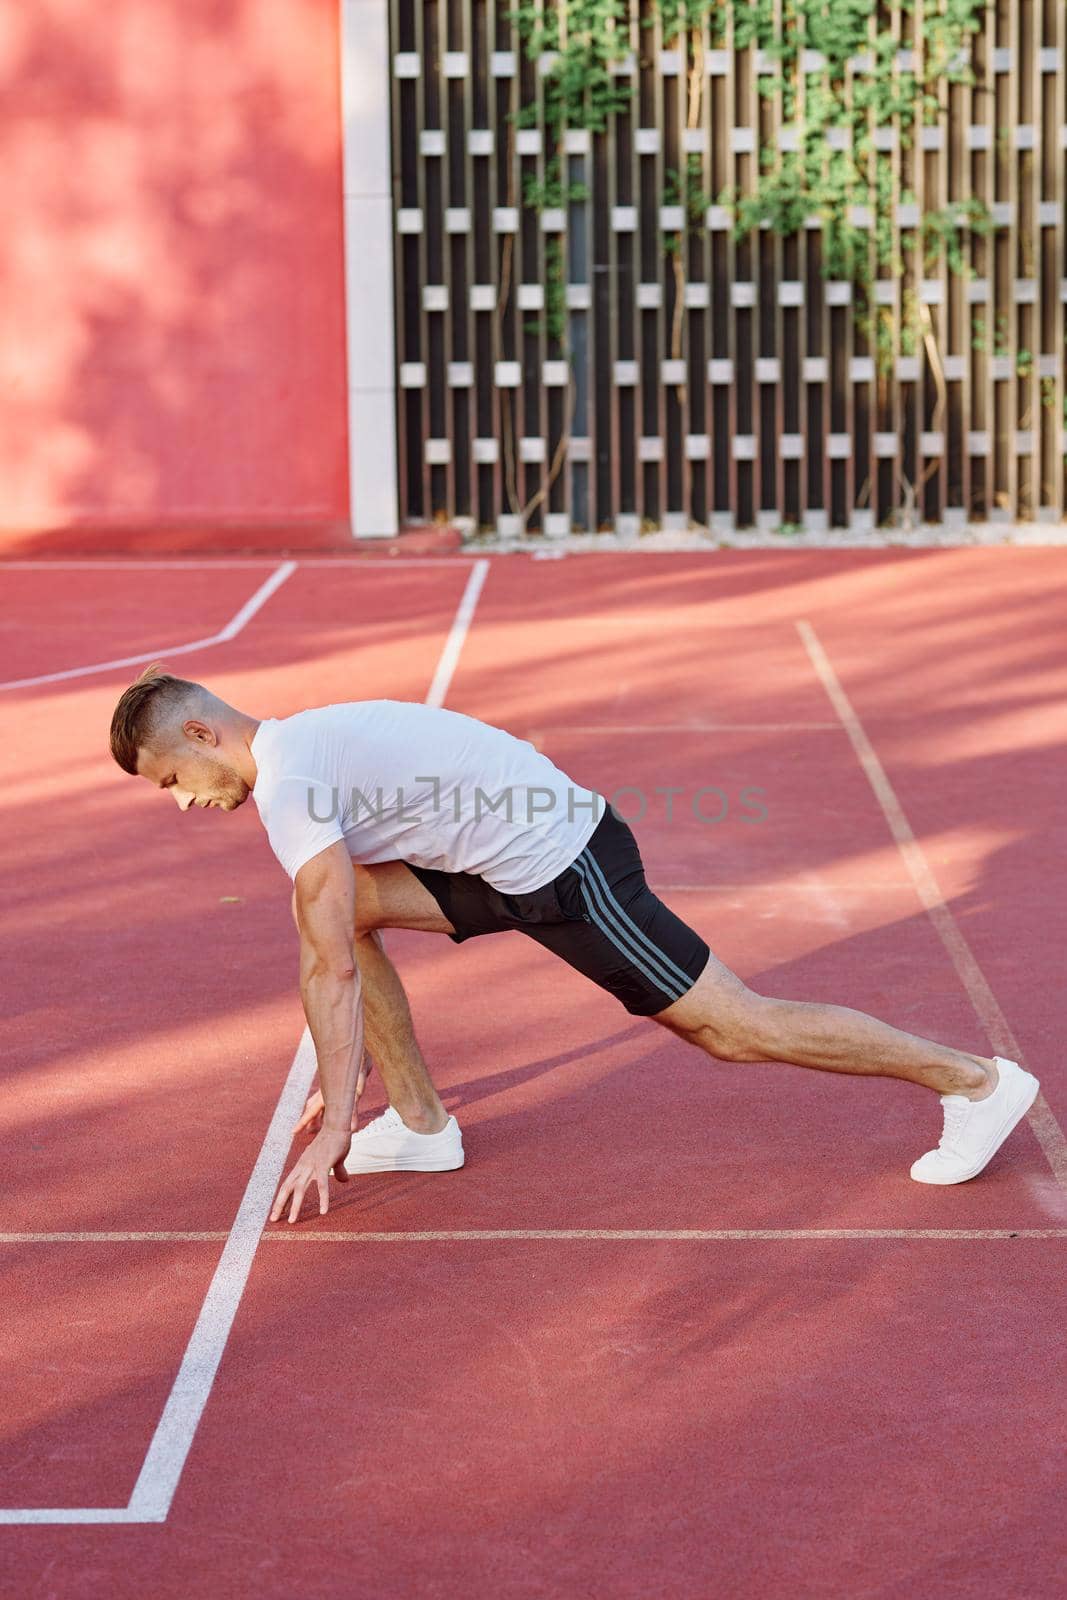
[910,1071,1040,1185]
[344,1148,465,1175]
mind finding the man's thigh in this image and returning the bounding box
[290,861,457,936]
[649,946,752,1033]
[352,860,457,935]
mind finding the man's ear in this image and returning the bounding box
[183,718,217,746]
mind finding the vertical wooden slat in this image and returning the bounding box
[946,0,966,526]
[645,1,664,528]
[607,12,624,528]
[727,4,742,532]
[1006,0,1021,522]
[969,0,988,523]
[618,6,639,528]
[425,0,446,515]
[842,9,866,531]
[389,0,409,523]
[885,0,902,530]
[708,6,729,533]
[991,0,1008,521]
[451,0,473,519]
[690,9,711,527]
[414,0,431,520]
[1056,0,1067,518]
[468,0,489,525]
[762,14,779,532]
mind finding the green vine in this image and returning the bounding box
[509,0,631,346]
[507,0,993,376]
[717,0,993,369]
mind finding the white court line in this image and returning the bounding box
[657,882,914,892]
[797,618,1067,1194]
[123,1031,319,1522]
[0,1508,148,1526]
[0,557,477,570]
[0,561,297,692]
[2,1228,1062,1244]
[536,723,844,733]
[263,1228,1067,1242]
[0,1233,230,1243]
[424,560,488,707]
[0,558,492,1527]
[0,1042,315,1527]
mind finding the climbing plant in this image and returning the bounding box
[715,0,992,373]
[506,0,993,375]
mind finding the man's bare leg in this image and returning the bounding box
[292,862,449,1135]
[353,929,447,1133]
[654,951,997,1099]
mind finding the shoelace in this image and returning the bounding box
[361,1107,403,1135]
[938,1097,971,1156]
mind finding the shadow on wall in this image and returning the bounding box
[0,0,350,554]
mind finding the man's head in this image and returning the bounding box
[109,664,257,812]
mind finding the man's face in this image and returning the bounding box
[137,740,250,813]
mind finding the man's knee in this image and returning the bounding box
[352,863,382,937]
[659,985,775,1062]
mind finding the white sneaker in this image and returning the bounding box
[343,1106,465,1175]
[910,1057,1039,1185]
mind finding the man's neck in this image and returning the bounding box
[232,713,263,789]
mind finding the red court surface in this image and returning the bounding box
[1,549,1065,1598]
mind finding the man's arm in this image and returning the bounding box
[270,842,363,1223]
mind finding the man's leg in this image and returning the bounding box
[653,949,997,1099]
[352,928,447,1133]
[292,861,451,1133]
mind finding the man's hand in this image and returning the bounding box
[270,1126,352,1224]
[294,1056,372,1138]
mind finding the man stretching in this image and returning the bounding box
[109,666,1040,1224]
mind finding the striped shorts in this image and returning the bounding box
[405,804,710,1016]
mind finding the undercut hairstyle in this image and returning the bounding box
[109,663,204,775]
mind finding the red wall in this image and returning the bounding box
[0,0,351,552]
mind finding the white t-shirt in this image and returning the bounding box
[250,700,606,893]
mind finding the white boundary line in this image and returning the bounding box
[123,1031,320,1521]
[0,561,297,693]
[0,557,478,570]
[0,1233,232,1243]
[1,1228,1063,1245]
[658,882,914,892]
[424,560,488,707]
[0,559,491,1527]
[264,1228,1067,1241]
[534,723,845,733]
[797,618,1067,1194]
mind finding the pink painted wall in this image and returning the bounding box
[0,0,350,552]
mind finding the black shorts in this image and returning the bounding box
[405,805,710,1017]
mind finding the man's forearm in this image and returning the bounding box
[300,966,366,1131]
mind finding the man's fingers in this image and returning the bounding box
[289,1178,308,1224]
[293,1093,325,1136]
[270,1176,292,1223]
[332,1159,349,1184]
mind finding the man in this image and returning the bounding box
[109,664,1039,1225]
